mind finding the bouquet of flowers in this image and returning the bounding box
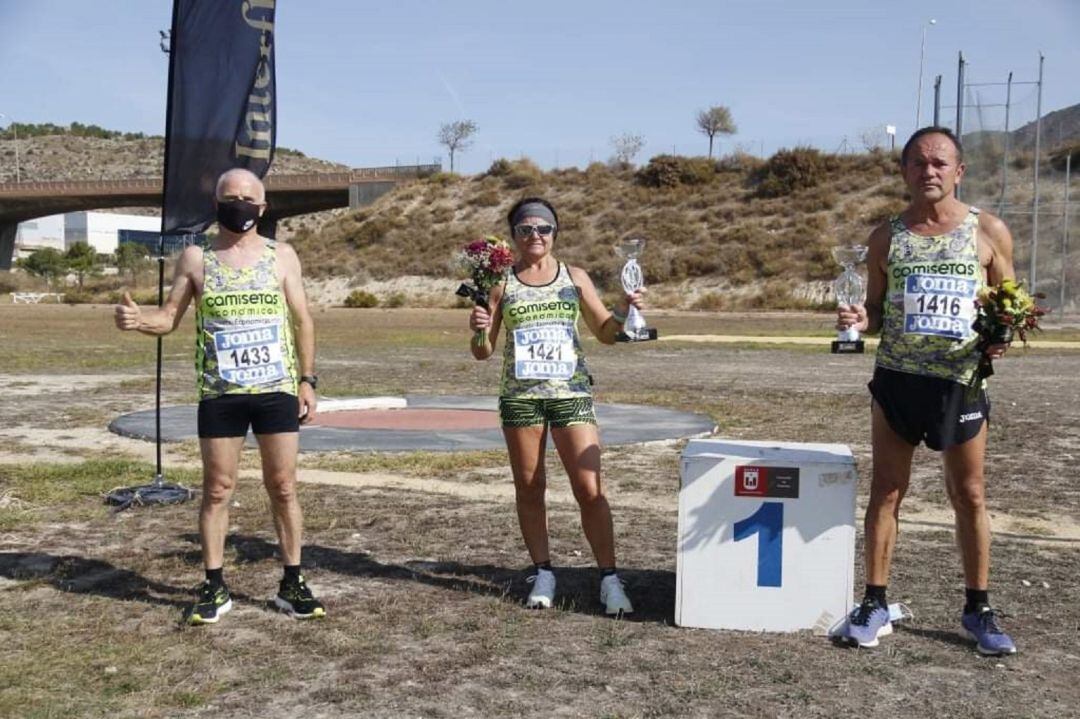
[970,277,1048,385]
[454,235,514,344]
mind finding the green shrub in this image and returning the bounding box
[343,290,378,308]
[486,158,513,176]
[755,147,826,198]
[636,155,717,188]
[382,291,407,308]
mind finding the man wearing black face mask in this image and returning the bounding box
[114,168,323,625]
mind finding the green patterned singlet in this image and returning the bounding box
[876,208,984,384]
[499,262,592,399]
[195,240,298,399]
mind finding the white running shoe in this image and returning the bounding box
[600,574,634,616]
[525,568,556,609]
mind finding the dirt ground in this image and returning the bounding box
[1,305,1079,718]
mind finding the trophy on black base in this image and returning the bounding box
[831,245,868,354]
[615,238,658,342]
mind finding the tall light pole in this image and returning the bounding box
[915,18,937,130]
[0,113,20,183]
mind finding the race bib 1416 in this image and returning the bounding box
[902,273,978,340]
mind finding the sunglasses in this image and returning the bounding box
[513,224,555,239]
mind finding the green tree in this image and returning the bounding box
[696,106,737,158]
[437,120,478,173]
[114,242,150,286]
[15,248,67,287]
[64,242,102,288]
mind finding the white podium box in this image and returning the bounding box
[676,439,858,633]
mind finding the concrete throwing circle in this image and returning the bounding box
[109,395,717,452]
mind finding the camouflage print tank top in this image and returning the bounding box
[876,208,984,384]
[499,262,592,399]
[195,240,298,399]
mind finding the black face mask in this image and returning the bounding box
[216,200,262,233]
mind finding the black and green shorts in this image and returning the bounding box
[498,396,597,429]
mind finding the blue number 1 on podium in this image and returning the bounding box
[733,501,783,587]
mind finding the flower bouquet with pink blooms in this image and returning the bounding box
[455,235,515,344]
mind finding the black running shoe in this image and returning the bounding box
[274,575,326,619]
[183,581,233,625]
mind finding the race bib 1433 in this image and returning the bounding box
[213,321,286,386]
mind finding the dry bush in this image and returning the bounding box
[716,151,765,175]
[791,186,839,213]
[470,189,501,207]
[501,159,544,190]
[754,147,827,198]
[431,204,456,223]
[864,197,908,226]
[425,172,461,187]
[0,272,40,293]
[636,155,717,189]
[690,291,730,311]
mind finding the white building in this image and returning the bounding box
[13,214,66,253]
[14,211,161,259]
[62,211,160,255]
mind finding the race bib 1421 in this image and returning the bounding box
[513,324,576,380]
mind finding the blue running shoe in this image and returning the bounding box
[842,598,892,648]
[962,607,1017,656]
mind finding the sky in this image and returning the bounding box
[0,0,1077,174]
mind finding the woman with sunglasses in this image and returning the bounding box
[468,196,643,615]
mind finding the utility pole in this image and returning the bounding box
[915,18,936,129]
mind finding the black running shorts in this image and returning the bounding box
[868,366,989,451]
[197,392,300,438]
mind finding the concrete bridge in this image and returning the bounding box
[0,164,439,269]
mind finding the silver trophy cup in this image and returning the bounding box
[615,238,658,342]
[831,245,868,354]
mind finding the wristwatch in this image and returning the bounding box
[300,374,318,390]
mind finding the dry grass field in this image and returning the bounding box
[1,304,1079,718]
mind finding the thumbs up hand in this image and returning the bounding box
[115,292,142,331]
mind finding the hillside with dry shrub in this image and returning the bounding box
[290,151,908,309]
[0,131,346,184]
